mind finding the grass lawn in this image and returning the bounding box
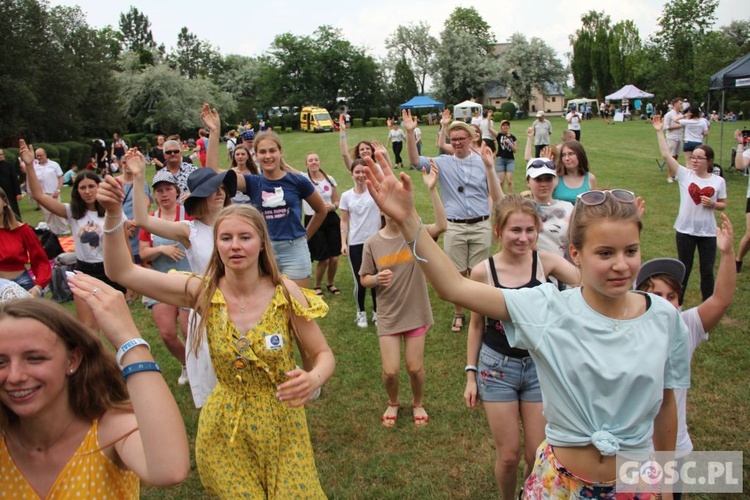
[19,116,750,498]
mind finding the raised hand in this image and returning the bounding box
[716,213,733,254]
[123,148,145,177]
[97,174,125,213]
[18,139,34,166]
[440,109,452,126]
[200,103,221,132]
[422,159,439,191]
[338,113,346,130]
[651,115,664,132]
[401,109,416,132]
[371,140,388,157]
[364,152,415,224]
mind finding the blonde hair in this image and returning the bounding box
[568,196,641,251]
[492,194,540,241]
[191,205,303,354]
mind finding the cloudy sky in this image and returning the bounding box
[51,0,745,67]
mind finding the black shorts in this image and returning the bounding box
[75,260,126,293]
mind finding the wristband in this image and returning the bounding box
[375,273,380,285]
[116,338,151,368]
[105,212,124,219]
[103,218,125,235]
[122,361,161,382]
[340,229,349,233]
[465,365,478,373]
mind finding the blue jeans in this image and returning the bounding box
[12,270,35,291]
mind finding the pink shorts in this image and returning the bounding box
[387,325,429,338]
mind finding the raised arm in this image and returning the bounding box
[202,104,247,193]
[371,141,391,170]
[403,109,421,167]
[524,127,534,161]
[339,114,354,170]
[67,274,190,486]
[126,150,191,248]
[652,116,680,177]
[696,214,736,331]
[540,251,580,287]
[18,140,67,218]
[436,110,454,155]
[363,153,507,321]
[98,174,201,307]
[478,144,504,203]
[423,159,447,238]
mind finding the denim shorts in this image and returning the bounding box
[11,270,35,291]
[683,141,702,152]
[494,157,516,173]
[477,344,542,402]
[271,236,312,280]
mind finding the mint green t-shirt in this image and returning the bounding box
[502,283,690,455]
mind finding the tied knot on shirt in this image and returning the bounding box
[591,430,620,456]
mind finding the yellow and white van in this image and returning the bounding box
[300,107,334,132]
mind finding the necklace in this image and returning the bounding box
[226,281,248,313]
[12,416,77,453]
[612,296,629,332]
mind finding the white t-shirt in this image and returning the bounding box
[743,149,750,198]
[301,173,337,216]
[536,200,574,256]
[566,112,582,131]
[664,109,683,141]
[64,206,124,263]
[675,307,707,457]
[35,160,63,194]
[673,165,727,237]
[339,188,381,246]
[480,118,493,140]
[681,118,708,143]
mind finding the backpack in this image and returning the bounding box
[34,227,64,260]
[49,253,76,303]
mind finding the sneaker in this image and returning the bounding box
[355,311,368,328]
[177,366,189,385]
[667,177,675,183]
[372,312,377,325]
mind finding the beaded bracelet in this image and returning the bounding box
[103,218,125,235]
[116,338,151,368]
[404,217,428,263]
[122,361,161,382]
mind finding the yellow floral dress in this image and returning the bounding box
[196,284,328,499]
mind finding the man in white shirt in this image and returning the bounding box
[662,98,684,182]
[33,148,69,235]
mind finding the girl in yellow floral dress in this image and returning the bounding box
[99,164,336,499]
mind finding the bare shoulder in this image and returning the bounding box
[469,258,488,283]
[98,408,138,443]
[282,278,307,305]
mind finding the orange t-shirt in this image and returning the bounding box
[0,419,140,499]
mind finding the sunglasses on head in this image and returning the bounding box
[576,189,636,206]
[165,150,181,155]
[528,159,555,170]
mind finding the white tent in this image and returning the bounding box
[453,100,482,120]
[605,85,654,101]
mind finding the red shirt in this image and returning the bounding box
[0,224,52,288]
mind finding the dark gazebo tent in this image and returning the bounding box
[707,52,750,167]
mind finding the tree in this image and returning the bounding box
[172,27,221,79]
[651,0,718,97]
[385,22,438,94]
[389,57,419,108]
[569,10,614,98]
[444,7,496,54]
[495,33,566,111]
[117,63,235,134]
[433,30,493,103]
[118,6,156,65]
[608,21,641,89]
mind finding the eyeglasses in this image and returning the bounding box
[576,189,636,206]
[165,150,181,155]
[450,136,470,143]
[690,156,707,161]
[527,159,555,170]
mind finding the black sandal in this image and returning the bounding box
[313,287,324,296]
[451,313,465,333]
[326,284,342,296]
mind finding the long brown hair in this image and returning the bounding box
[555,141,590,177]
[0,187,19,230]
[305,152,334,186]
[231,145,258,174]
[191,205,303,355]
[0,299,130,427]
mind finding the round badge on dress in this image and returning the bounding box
[234,357,246,370]
[235,337,250,352]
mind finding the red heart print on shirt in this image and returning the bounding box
[688,183,715,205]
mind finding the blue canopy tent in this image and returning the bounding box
[399,95,445,109]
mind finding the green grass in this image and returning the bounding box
[20,117,750,498]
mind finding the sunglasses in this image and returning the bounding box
[527,159,555,170]
[576,189,636,206]
[165,150,181,155]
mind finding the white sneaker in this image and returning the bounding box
[355,311,368,328]
[177,366,189,385]
[667,177,675,183]
[372,312,377,325]
[309,386,322,402]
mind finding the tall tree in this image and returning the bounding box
[495,33,567,111]
[118,7,156,56]
[385,22,438,94]
[608,21,641,89]
[172,27,221,79]
[389,57,419,108]
[651,0,718,97]
[433,30,493,103]
[444,6,496,54]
